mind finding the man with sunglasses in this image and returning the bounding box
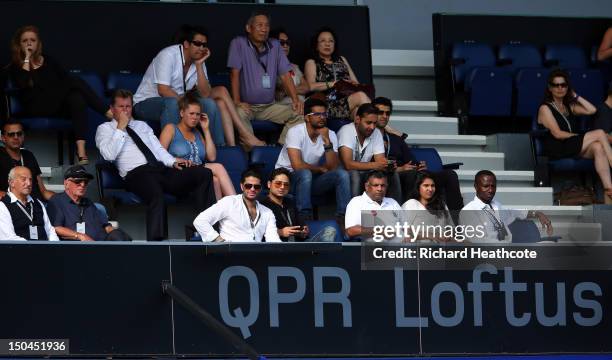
[227,11,304,144]
[372,97,463,210]
[194,169,280,242]
[0,119,55,201]
[274,98,350,224]
[133,25,224,144]
[47,166,131,241]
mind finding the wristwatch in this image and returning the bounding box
[323,143,333,151]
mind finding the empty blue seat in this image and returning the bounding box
[515,68,550,117]
[215,146,248,192]
[451,41,496,89]
[106,71,143,94]
[465,67,513,116]
[509,219,561,243]
[569,68,605,104]
[544,44,588,69]
[498,42,542,73]
[327,118,351,133]
[305,219,343,242]
[250,146,282,182]
[208,72,230,88]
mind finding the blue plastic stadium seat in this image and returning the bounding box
[509,219,560,243]
[465,67,513,116]
[544,44,588,69]
[515,68,550,117]
[106,71,143,94]
[305,219,344,242]
[250,146,282,182]
[569,68,605,105]
[327,118,351,133]
[208,73,230,88]
[498,42,542,73]
[215,146,248,192]
[451,41,496,89]
[70,70,108,147]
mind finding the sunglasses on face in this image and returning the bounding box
[549,82,568,88]
[190,40,208,48]
[69,179,89,186]
[306,112,328,119]
[4,131,24,138]
[272,180,290,188]
[243,183,262,190]
[279,40,291,46]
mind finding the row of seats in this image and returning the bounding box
[451,41,608,118]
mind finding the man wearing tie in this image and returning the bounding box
[460,170,552,242]
[95,89,216,240]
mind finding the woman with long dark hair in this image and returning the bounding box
[537,69,612,203]
[7,25,111,165]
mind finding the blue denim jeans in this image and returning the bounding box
[133,96,225,146]
[291,168,351,217]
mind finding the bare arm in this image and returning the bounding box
[296,74,310,95]
[53,226,94,241]
[571,95,597,116]
[339,146,387,171]
[280,72,303,115]
[597,28,612,61]
[202,129,216,162]
[346,225,374,238]
[305,59,337,92]
[341,56,359,83]
[230,68,242,104]
[287,148,325,173]
[538,105,575,140]
[158,124,176,150]
[195,54,212,97]
[157,84,179,98]
[37,175,55,201]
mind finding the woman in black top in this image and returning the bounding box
[7,25,111,165]
[537,69,612,203]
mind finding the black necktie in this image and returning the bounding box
[126,126,161,167]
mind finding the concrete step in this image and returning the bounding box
[40,167,53,178]
[390,116,457,135]
[461,186,553,206]
[553,222,602,242]
[392,100,438,116]
[407,134,485,152]
[456,170,534,187]
[46,184,64,192]
[439,151,505,171]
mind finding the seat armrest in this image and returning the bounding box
[442,162,463,170]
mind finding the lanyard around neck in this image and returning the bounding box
[16,200,33,223]
[247,39,269,74]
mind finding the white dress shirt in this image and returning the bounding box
[460,195,528,242]
[95,119,176,178]
[133,44,209,104]
[337,123,385,163]
[345,192,402,228]
[275,123,339,171]
[193,194,281,243]
[0,192,59,241]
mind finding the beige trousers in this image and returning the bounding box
[237,102,304,144]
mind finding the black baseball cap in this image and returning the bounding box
[64,165,94,180]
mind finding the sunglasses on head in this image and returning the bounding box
[69,179,89,186]
[272,180,290,188]
[4,131,23,138]
[306,112,328,119]
[549,82,568,88]
[243,183,262,190]
[190,40,208,48]
[279,40,291,46]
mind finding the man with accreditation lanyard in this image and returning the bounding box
[193,170,281,242]
[460,170,553,242]
[0,166,58,240]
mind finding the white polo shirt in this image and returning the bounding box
[275,123,339,171]
[337,123,385,163]
[460,196,528,242]
[345,192,402,229]
[193,194,281,243]
[134,44,209,104]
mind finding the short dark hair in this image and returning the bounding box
[110,89,133,105]
[241,169,262,183]
[2,118,23,133]
[175,24,208,44]
[304,98,328,114]
[269,167,291,182]
[247,10,271,26]
[366,170,387,183]
[356,103,380,118]
[474,170,496,184]
[373,97,393,113]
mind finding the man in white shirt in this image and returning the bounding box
[0,166,59,241]
[275,98,350,222]
[460,170,553,242]
[345,170,403,241]
[338,103,401,202]
[95,89,216,240]
[132,25,224,145]
[194,169,281,242]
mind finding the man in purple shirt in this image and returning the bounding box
[227,11,304,144]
